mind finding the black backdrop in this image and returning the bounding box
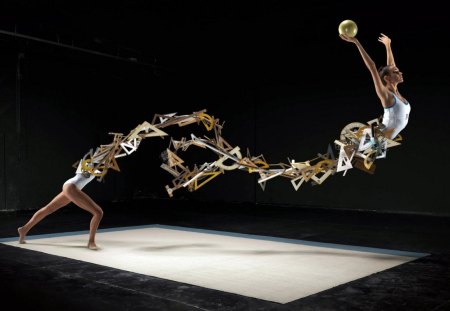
[1,1,449,215]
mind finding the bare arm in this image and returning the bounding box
[378,33,395,66]
[340,34,390,106]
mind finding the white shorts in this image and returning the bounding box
[63,173,95,190]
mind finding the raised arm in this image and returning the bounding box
[378,33,395,67]
[340,34,390,106]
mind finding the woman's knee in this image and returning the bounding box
[92,207,103,219]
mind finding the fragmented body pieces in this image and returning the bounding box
[74,111,402,196]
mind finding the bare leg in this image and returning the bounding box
[18,192,71,244]
[62,184,103,250]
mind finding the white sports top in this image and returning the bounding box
[382,93,411,139]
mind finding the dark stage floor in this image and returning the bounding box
[1,199,449,311]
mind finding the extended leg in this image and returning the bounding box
[18,192,71,243]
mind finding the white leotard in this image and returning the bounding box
[382,93,411,139]
[63,173,95,190]
[63,160,96,190]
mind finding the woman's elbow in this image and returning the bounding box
[367,62,376,70]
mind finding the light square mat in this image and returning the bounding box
[0,225,427,303]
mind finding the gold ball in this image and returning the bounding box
[338,20,358,37]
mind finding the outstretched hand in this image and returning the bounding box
[378,33,391,46]
[339,34,358,44]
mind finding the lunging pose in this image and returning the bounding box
[18,162,102,250]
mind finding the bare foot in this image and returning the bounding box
[87,242,98,250]
[18,227,27,244]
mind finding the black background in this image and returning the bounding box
[0,1,449,214]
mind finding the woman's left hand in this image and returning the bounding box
[378,33,391,46]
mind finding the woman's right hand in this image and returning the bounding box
[340,34,358,44]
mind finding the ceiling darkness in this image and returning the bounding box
[0,1,448,90]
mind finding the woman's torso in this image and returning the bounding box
[382,93,411,138]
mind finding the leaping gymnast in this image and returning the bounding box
[340,33,411,139]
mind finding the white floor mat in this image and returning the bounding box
[1,225,427,303]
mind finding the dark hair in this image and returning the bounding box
[378,66,391,85]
